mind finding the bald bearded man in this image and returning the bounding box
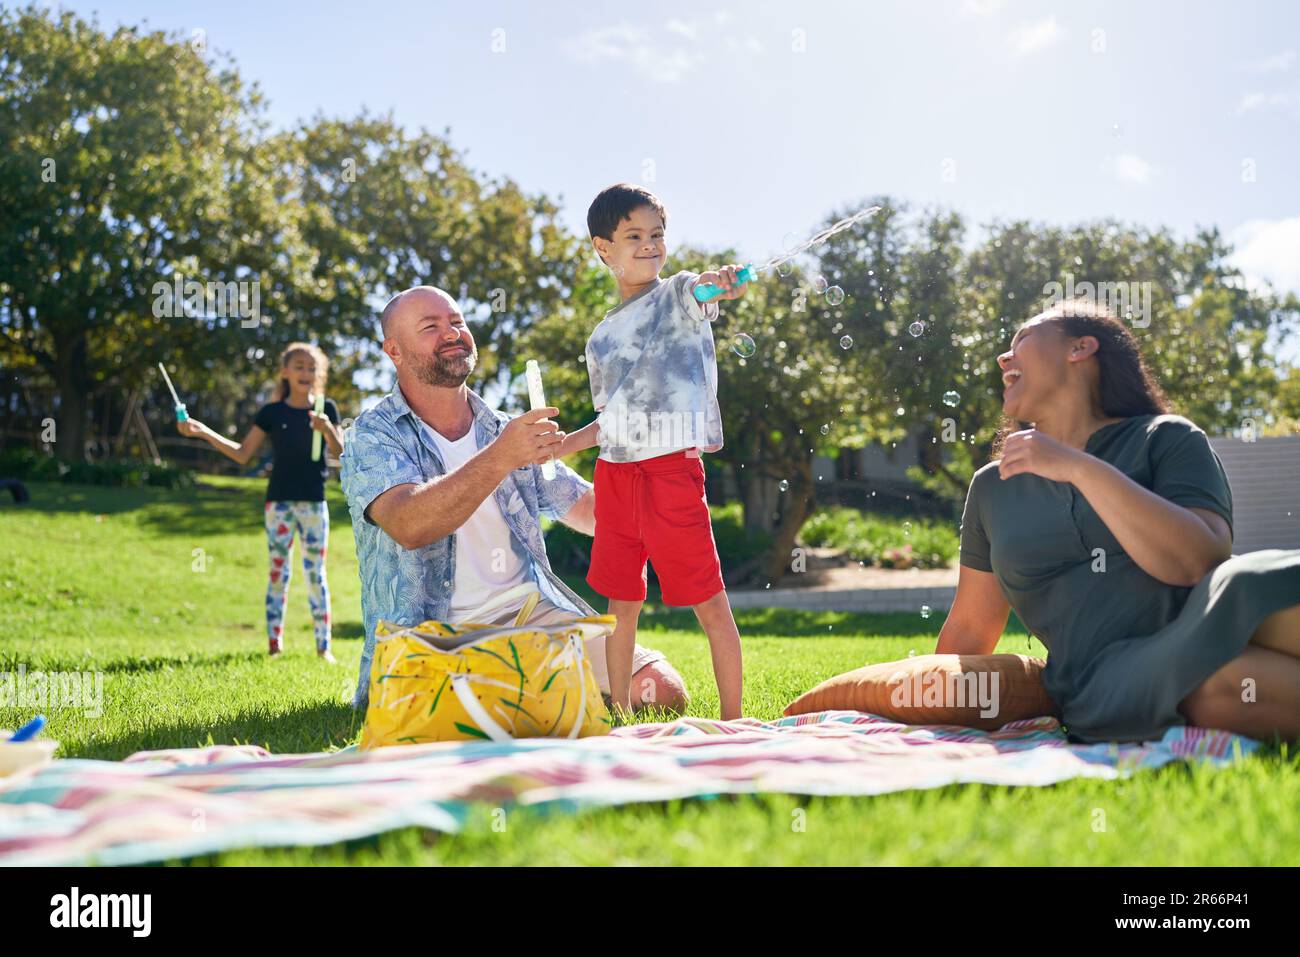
[341,285,688,714]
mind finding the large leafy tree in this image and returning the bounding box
[285,113,576,389]
[0,5,309,459]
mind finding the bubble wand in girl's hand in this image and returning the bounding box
[311,392,326,462]
[525,360,556,481]
[158,363,188,422]
[693,204,884,302]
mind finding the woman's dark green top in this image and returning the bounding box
[960,414,1300,743]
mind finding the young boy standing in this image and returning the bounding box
[557,183,745,720]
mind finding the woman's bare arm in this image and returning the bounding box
[998,428,1233,588]
[934,564,1012,656]
[1069,457,1232,587]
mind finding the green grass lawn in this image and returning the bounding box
[2,477,1298,865]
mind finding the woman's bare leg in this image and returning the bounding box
[1249,603,1300,658]
[1179,645,1300,740]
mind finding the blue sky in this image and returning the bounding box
[52,0,1300,314]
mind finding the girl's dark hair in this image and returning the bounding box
[586,183,667,242]
[274,341,328,402]
[992,299,1169,455]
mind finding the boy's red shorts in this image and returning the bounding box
[587,450,725,607]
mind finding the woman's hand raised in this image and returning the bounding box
[997,429,1087,484]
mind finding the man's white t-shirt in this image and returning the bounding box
[420,420,529,618]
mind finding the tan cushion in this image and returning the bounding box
[783,653,1056,730]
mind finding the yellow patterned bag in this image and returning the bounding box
[359,591,614,749]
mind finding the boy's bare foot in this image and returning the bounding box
[317,648,337,664]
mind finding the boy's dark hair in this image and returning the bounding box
[586,183,667,243]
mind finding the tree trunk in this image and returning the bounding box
[742,472,776,534]
[757,459,815,586]
[916,424,969,495]
[52,333,90,462]
[738,430,776,535]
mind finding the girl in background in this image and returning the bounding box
[178,342,345,661]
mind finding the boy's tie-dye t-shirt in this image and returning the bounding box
[584,270,725,463]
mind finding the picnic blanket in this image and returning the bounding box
[0,711,1258,866]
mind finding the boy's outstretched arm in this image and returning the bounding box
[556,420,600,458]
[694,264,749,303]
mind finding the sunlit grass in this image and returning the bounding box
[2,478,1296,865]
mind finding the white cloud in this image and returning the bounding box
[564,23,702,83]
[1107,152,1156,185]
[565,15,760,83]
[1007,17,1062,56]
[961,0,1006,15]
[565,23,647,62]
[1241,49,1295,73]
[1229,217,1300,295]
[665,19,699,42]
[1237,90,1298,114]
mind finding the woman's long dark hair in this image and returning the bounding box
[993,299,1169,455]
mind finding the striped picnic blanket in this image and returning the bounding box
[0,711,1257,866]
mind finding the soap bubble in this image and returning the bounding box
[825,285,845,305]
[776,260,794,277]
[839,335,853,349]
[820,423,830,435]
[903,521,912,536]
[778,479,790,492]
[896,406,905,416]
[731,333,756,358]
[578,355,585,363]
[812,275,829,293]
[920,605,932,619]
[942,390,960,407]
[908,320,925,337]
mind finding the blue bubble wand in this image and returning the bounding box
[693,204,883,303]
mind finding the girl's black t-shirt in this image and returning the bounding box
[253,399,340,502]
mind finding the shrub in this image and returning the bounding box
[0,448,194,490]
[799,506,958,568]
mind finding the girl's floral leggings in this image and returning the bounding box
[264,500,331,652]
